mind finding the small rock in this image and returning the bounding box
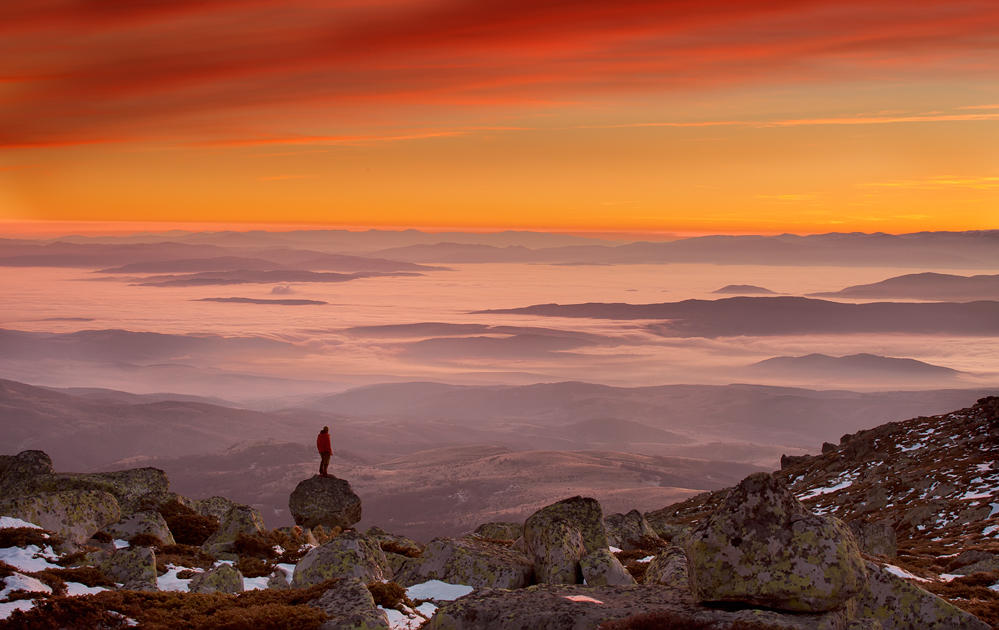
[685,472,868,612]
[292,531,388,587]
[289,475,362,531]
[579,548,635,586]
[473,522,523,540]
[951,556,999,576]
[643,546,688,589]
[945,550,995,573]
[394,536,534,589]
[0,450,55,498]
[102,510,176,546]
[267,567,291,590]
[189,564,244,594]
[308,576,390,630]
[200,504,267,556]
[604,509,657,550]
[856,562,990,630]
[0,490,120,543]
[848,520,897,557]
[99,546,158,587]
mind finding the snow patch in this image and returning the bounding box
[405,580,473,602]
[0,545,61,572]
[883,565,929,582]
[0,517,41,530]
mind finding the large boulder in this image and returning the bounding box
[289,475,362,530]
[684,472,868,613]
[189,564,244,594]
[579,548,635,586]
[523,496,607,585]
[0,450,55,498]
[200,504,267,557]
[292,531,388,587]
[426,583,856,630]
[9,468,170,518]
[394,536,534,589]
[604,509,657,551]
[0,490,120,543]
[189,496,242,521]
[308,576,390,630]
[99,546,158,587]
[474,522,523,541]
[856,562,990,630]
[101,510,176,545]
[643,546,689,589]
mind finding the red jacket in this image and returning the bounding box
[317,431,332,454]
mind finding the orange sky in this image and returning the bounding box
[1,0,997,234]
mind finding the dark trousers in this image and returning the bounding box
[319,452,331,475]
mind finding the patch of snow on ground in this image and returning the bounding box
[382,606,428,629]
[157,565,195,592]
[900,443,925,452]
[979,464,994,472]
[798,477,856,500]
[0,545,61,572]
[1,573,52,600]
[638,556,654,563]
[884,565,929,582]
[564,595,605,604]
[276,563,297,578]
[406,580,473,602]
[0,600,36,620]
[0,517,40,530]
[961,487,998,501]
[608,546,622,553]
[244,577,270,591]
[113,539,129,549]
[65,582,107,596]
[983,524,999,536]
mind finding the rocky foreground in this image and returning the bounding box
[1,397,999,629]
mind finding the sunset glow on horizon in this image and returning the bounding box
[2,0,998,234]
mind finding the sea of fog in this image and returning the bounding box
[2,263,998,396]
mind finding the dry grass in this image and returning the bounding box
[158,503,219,547]
[366,581,415,611]
[0,528,61,549]
[0,580,342,630]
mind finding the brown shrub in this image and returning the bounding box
[233,532,277,559]
[157,547,217,571]
[35,567,116,590]
[960,601,999,628]
[129,533,165,549]
[0,561,16,579]
[623,560,648,584]
[380,540,424,558]
[0,528,61,549]
[366,581,414,611]
[625,536,669,555]
[237,556,273,579]
[177,569,198,579]
[311,526,340,546]
[158,502,219,547]
[89,531,113,544]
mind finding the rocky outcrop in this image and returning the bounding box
[848,520,897,557]
[394,536,534,589]
[0,450,55,498]
[8,468,170,518]
[292,531,389,587]
[102,510,176,545]
[426,583,855,630]
[289,475,362,530]
[579,548,635,586]
[308,576,390,630]
[473,522,523,540]
[99,546,158,587]
[643,545,688,589]
[189,496,242,520]
[685,472,868,612]
[200,504,267,557]
[189,564,244,594]
[604,509,657,551]
[0,489,120,543]
[856,562,990,630]
[523,496,608,585]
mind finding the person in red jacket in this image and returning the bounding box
[317,426,333,477]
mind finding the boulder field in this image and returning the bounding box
[2,396,999,628]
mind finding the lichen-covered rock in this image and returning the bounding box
[99,546,157,586]
[9,468,170,518]
[308,576,390,630]
[365,526,424,557]
[856,562,991,630]
[0,450,55,498]
[289,475,362,530]
[685,472,868,613]
[526,518,585,585]
[579,548,635,586]
[133,491,190,513]
[474,522,523,541]
[292,531,388,587]
[0,490,120,543]
[525,496,608,554]
[189,496,242,520]
[267,566,291,590]
[604,510,658,551]
[101,510,176,545]
[426,583,856,630]
[394,536,534,589]
[951,556,999,575]
[643,545,689,589]
[847,521,897,558]
[189,563,244,594]
[200,504,266,556]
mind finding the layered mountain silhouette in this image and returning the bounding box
[811,271,999,302]
[746,353,961,378]
[712,284,776,294]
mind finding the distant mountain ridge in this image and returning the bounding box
[748,353,961,377]
[812,272,999,302]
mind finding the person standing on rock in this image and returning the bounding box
[317,426,333,477]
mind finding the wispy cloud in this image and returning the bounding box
[859,176,999,190]
[259,174,320,181]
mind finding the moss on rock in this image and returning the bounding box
[0,490,120,544]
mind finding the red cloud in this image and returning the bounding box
[1,0,997,147]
